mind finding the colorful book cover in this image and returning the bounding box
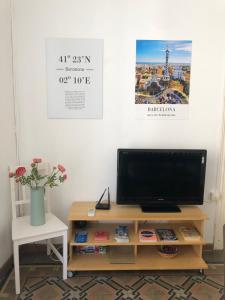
[94,231,109,241]
[115,225,129,242]
[75,231,88,243]
[139,229,157,242]
[179,226,200,240]
[76,246,107,254]
[156,229,177,241]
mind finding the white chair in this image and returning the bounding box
[9,163,68,294]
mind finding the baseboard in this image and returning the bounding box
[203,243,214,251]
[20,243,49,253]
[0,255,13,289]
[20,242,61,253]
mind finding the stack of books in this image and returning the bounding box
[76,246,107,254]
[94,231,109,241]
[179,226,200,241]
[115,225,129,243]
[156,229,178,241]
[139,229,157,242]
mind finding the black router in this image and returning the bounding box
[95,187,110,210]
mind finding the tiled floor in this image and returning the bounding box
[0,264,224,300]
[0,248,224,299]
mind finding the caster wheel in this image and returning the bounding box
[67,271,74,278]
[199,269,204,275]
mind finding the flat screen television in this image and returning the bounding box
[116,149,207,212]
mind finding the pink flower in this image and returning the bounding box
[63,174,67,180]
[58,164,66,173]
[33,158,42,163]
[15,167,26,177]
[9,171,14,178]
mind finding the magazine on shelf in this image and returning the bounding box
[114,225,129,243]
[156,229,178,241]
[74,231,88,243]
[139,229,157,242]
[94,231,109,241]
[179,226,201,241]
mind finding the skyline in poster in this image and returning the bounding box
[136,40,192,64]
[135,40,192,119]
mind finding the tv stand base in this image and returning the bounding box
[68,202,208,273]
[141,204,181,213]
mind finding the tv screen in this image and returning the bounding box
[116,149,207,212]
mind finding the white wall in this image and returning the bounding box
[0,0,16,268]
[12,0,225,242]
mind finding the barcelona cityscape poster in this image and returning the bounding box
[135,40,192,119]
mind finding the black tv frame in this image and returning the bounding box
[116,149,207,213]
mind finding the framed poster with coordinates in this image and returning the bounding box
[46,38,103,119]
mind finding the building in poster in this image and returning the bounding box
[135,40,192,119]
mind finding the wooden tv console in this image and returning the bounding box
[67,202,208,272]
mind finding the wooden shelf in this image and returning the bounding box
[68,202,208,272]
[68,202,208,221]
[68,246,207,271]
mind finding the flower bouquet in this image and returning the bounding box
[9,158,67,188]
[9,158,67,226]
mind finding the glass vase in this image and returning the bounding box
[30,186,46,226]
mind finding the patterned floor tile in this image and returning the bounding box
[0,265,224,300]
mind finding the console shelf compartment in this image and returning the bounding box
[70,222,135,246]
[68,246,207,271]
